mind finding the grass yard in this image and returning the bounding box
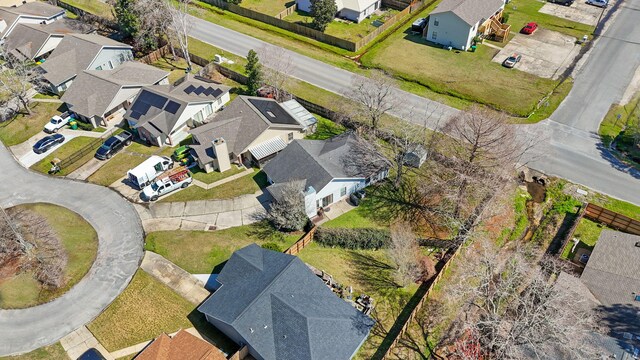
[30,136,98,176]
[144,222,301,274]
[0,204,98,309]
[126,140,174,156]
[305,115,346,140]
[240,0,294,16]
[322,205,386,229]
[561,218,604,260]
[0,343,68,360]
[361,31,559,116]
[504,0,595,40]
[59,0,114,19]
[588,193,640,221]
[87,270,195,352]
[285,9,400,42]
[188,37,247,75]
[191,165,247,184]
[151,57,202,84]
[599,94,640,146]
[32,93,60,100]
[160,170,269,202]
[87,153,147,186]
[0,102,64,146]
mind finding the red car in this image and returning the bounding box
[521,22,538,34]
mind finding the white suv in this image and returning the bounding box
[587,0,608,7]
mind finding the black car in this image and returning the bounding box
[95,131,132,160]
[349,189,366,206]
[32,134,65,154]
[548,0,574,5]
[77,348,106,360]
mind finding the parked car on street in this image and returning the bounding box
[141,166,192,201]
[521,22,538,34]
[547,0,574,6]
[43,112,74,133]
[503,53,522,68]
[586,0,608,7]
[77,348,106,360]
[32,134,65,154]
[127,155,174,189]
[95,131,132,160]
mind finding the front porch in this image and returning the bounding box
[310,198,356,226]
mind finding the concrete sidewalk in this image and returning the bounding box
[141,251,210,304]
[67,158,108,180]
[60,327,113,360]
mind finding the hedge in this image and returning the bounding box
[314,227,390,250]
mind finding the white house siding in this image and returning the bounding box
[88,48,133,71]
[1,13,64,40]
[315,178,365,209]
[36,35,63,59]
[427,12,476,50]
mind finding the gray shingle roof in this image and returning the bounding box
[263,133,389,192]
[39,33,131,86]
[431,0,505,26]
[5,19,92,60]
[61,61,168,119]
[126,75,230,136]
[1,2,64,17]
[189,96,304,162]
[198,244,374,360]
[580,230,640,307]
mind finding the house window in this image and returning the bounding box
[434,17,439,26]
[288,132,294,141]
[193,111,204,124]
[108,60,114,69]
[96,65,103,71]
[340,187,347,197]
[432,31,437,40]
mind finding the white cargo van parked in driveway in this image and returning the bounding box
[127,155,174,189]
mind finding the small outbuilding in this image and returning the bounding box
[403,143,428,168]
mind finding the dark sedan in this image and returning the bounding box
[32,134,65,154]
[95,131,132,160]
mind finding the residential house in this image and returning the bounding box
[125,75,231,147]
[4,18,93,61]
[426,0,507,50]
[39,33,133,94]
[61,61,169,128]
[262,132,389,218]
[0,2,64,41]
[198,244,375,360]
[296,0,381,23]
[135,329,227,360]
[189,96,317,173]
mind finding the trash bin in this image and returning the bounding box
[69,120,78,130]
[470,45,477,52]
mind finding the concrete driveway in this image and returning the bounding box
[540,0,612,26]
[0,144,144,356]
[492,29,581,79]
[16,133,78,168]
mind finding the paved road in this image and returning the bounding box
[187,2,640,205]
[0,145,144,356]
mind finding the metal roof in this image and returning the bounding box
[281,99,318,129]
[248,136,287,160]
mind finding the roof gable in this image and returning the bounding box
[431,0,504,26]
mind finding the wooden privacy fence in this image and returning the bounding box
[584,203,640,235]
[284,226,316,255]
[275,3,297,20]
[138,45,171,64]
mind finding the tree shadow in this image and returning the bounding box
[594,133,640,180]
[345,251,398,293]
[187,309,239,356]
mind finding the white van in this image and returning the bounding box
[127,156,173,189]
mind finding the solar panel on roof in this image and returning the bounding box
[130,111,142,120]
[130,101,151,116]
[184,85,196,94]
[138,90,167,108]
[164,100,181,114]
[194,86,205,95]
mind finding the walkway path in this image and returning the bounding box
[0,144,144,356]
[140,251,210,304]
[60,327,113,360]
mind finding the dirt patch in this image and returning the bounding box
[526,181,546,203]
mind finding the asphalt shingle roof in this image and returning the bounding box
[431,0,505,26]
[39,33,131,86]
[5,19,92,60]
[135,330,227,360]
[61,61,168,119]
[198,244,374,360]
[0,2,64,37]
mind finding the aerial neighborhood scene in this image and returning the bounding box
[1,0,640,357]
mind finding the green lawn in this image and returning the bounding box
[285,9,400,42]
[126,141,174,156]
[191,165,247,184]
[32,93,60,100]
[588,193,640,221]
[305,115,346,140]
[188,37,247,75]
[145,223,301,274]
[0,343,68,360]
[597,92,640,168]
[561,218,604,260]
[0,204,98,309]
[322,205,386,229]
[505,0,595,40]
[59,0,114,19]
[0,102,64,146]
[30,136,98,176]
[87,270,195,352]
[161,170,269,202]
[240,0,294,16]
[151,57,202,84]
[87,153,147,186]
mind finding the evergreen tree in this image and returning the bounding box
[310,0,337,32]
[245,49,263,96]
[115,0,139,38]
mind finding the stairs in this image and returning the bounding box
[488,17,511,42]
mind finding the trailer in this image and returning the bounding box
[127,155,174,189]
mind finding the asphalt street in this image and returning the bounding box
[187,2,640,205]
[0,144,144,356]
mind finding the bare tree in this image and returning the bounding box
[258,45,295,102]
[132,0,173,52]
[0,46,43,115]
[168,0,192,70]
[267,180,308,232]
[388,222,421,287]
[349,72,398,130]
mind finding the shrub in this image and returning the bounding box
[502,12,510,23]
[315,227,390,250]
[261,242,282,252]
[75,121,93,131]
